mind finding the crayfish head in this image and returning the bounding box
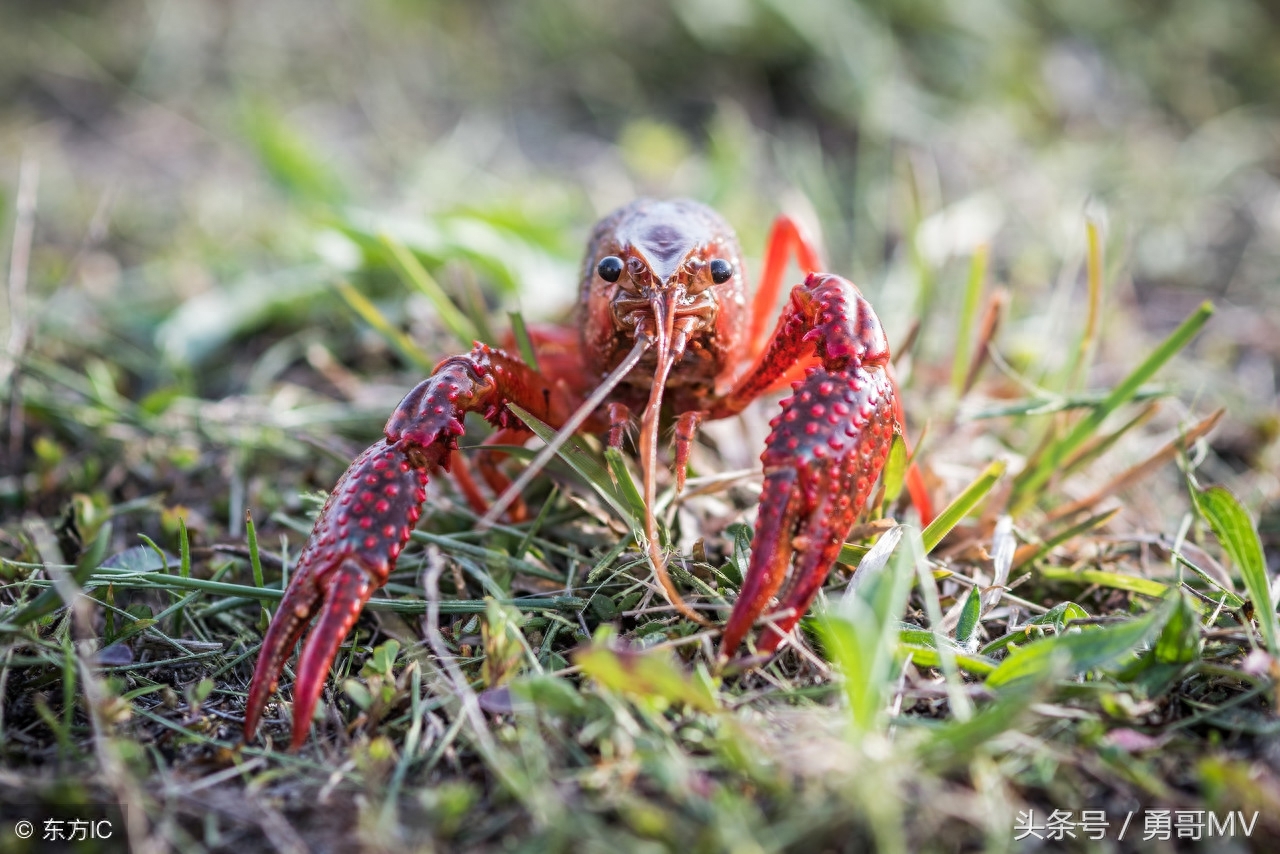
[579,198,747,393]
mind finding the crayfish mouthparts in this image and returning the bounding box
[242,198,922,750]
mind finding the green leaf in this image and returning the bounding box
[882,433,908,505]
[575,630,719,713]
[986,595,1175,689]
[1152,593,1201,665]
[382,234,482,349]
[980,601,1090,656]
[344,679,373,711]
[1037,566,1169,598]
[334,278,434,373]
[508,310,540,373]
[511,675,587,716]
[916,670,1054,768]
[921,460,1006,553]
[1192,484,1277,654]
[820,529,919,734]
[950,244,988,396]
[897,643,998,677]
[954,585,982,647]
[604,447,649,530]
[241,100,344,204]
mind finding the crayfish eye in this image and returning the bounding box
[597,256,624,283]
[709,258,733,284]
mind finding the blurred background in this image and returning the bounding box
[1,0,1278,518]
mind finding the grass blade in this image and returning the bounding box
[921,460,1006,553]
[508,310,540,373]
[1014,302,1214,509]
[821,528,919,735]
[1192,484,1277,654]
[950,244,988,396]
[986,595,1175,688]
[334,279,433,372]
[382,234,481,349]
[507,403,640,529]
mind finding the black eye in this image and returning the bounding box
[597,256,624,283]
[709,258,733,284]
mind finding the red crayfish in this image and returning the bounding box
[243,198,930,749]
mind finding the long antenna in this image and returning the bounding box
[477,337,651,530]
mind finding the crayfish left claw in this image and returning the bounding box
[243,439,431,749]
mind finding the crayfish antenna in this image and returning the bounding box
[639,297,712,628]
[477,338,650,530]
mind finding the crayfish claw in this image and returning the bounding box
[286,561,376,750]
[242,574,321,743]
[719,365,895,662]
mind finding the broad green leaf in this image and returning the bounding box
[897,643,997,678]
[986,596,1175,689]
[1152,593,1201,665]
[954,585,982,647]
[511,675,587,716]
[575,631,718,713]
[980,601,1090,656]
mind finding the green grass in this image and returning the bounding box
[4,200,1273,849]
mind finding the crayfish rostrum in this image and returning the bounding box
[243,198,929,749]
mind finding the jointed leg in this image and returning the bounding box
[747,215,824,359]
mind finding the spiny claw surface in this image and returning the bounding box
[708,272,898,661]
[243,439,430,749]
[243,345,565,749]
